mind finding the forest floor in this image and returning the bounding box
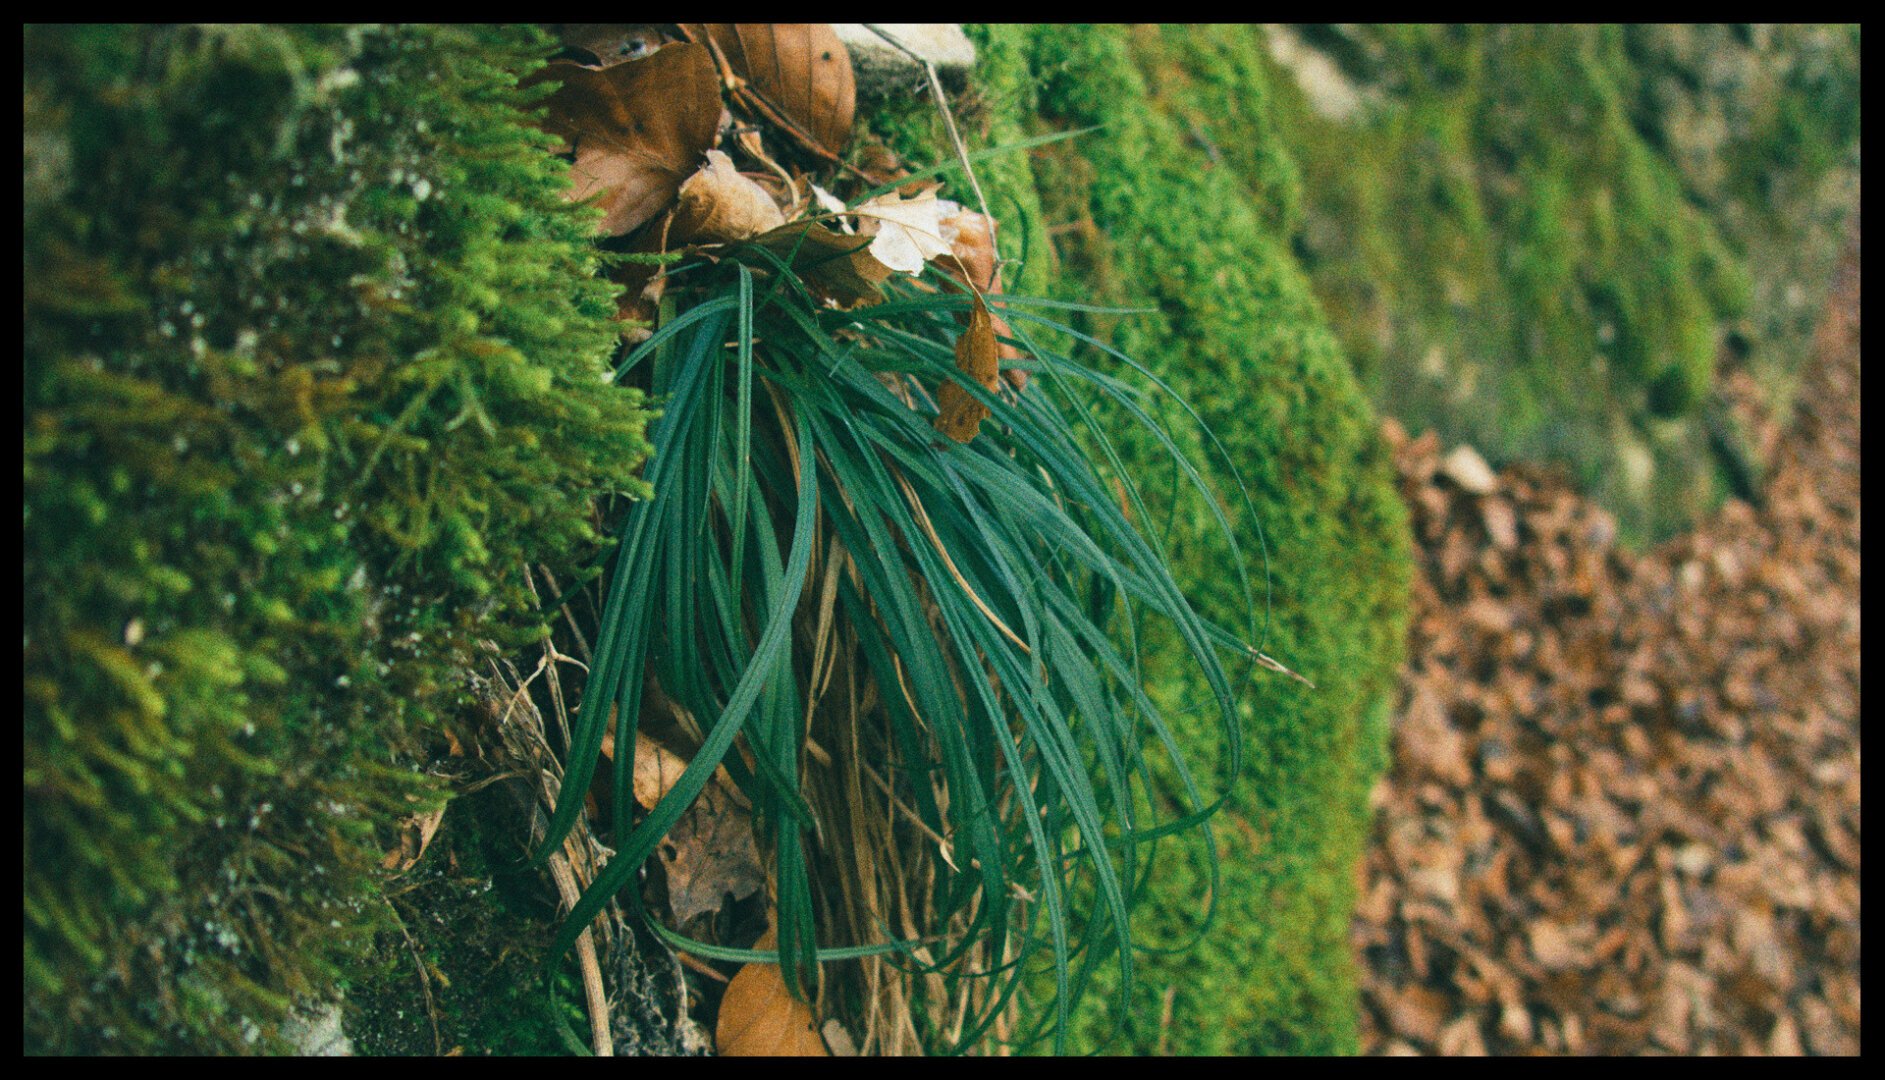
[1354,227,1862,1056]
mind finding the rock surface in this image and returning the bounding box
[831,24,975,94]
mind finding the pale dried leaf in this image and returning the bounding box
[855,189,961,275]
[671,149,786,245]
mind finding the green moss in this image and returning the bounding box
[24,24,651,1053]
[1258,24,1858,543]
[877,25,1410,1054]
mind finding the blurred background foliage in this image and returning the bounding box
[1256,24,1860,544]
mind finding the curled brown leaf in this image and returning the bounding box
[934,210,1029,390]
[671,149,787,245]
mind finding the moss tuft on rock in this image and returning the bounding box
[23,24,652,1053]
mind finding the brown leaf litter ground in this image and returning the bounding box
[1355,229,1861,1055]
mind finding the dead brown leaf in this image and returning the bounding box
[380,804,448,873]
[527,43,721,237]
[932,296,999,443]
[934,208,1029,390]
[658,776,765,924]
[593,723,764,925]
[746,220,893,308]
[699,24,855,159]
[671,149,787,245]
[717,928,828,1057]
[550,24,677,69]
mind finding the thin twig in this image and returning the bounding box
[546,843,614,1056]
[1254,650,1317,689]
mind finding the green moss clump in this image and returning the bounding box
[24,24,652,1053]
[875,25,1412,1054]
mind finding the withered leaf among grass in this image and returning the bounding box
[656,776,765,925]
[854,186,956,275]
[934,208,1030,389]
[527,42,720,237]
[593,723,764,925]
[671,149,786,245]
[698,24,855,158]
[933,296,1000,443]
[745,220,893,308]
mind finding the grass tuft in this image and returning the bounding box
[536,249,1266,1053]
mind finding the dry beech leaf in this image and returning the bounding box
[937,208,999,292]
[671,149,787,245]
[627,737,691,811]
[700,24,855,157]
[551,23,676,69]
[657,774,765,923]
[594,722,722,810]
[933,296,999,443]
[717,928,828,1057]
[527,43,720,237]
[594,724,763,924]
[855,187,958,275]
[748,221,892,308]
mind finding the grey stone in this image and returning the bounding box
[832,24,976,95]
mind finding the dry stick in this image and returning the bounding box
[860,24,1003,280]
[1156,984,1179,1057]
[488,647,615,1058]
[544,842,614,1056]
[532,565,592,667]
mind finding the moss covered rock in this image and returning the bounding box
[23,24,651,1053]
[870,24,1413,1053]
